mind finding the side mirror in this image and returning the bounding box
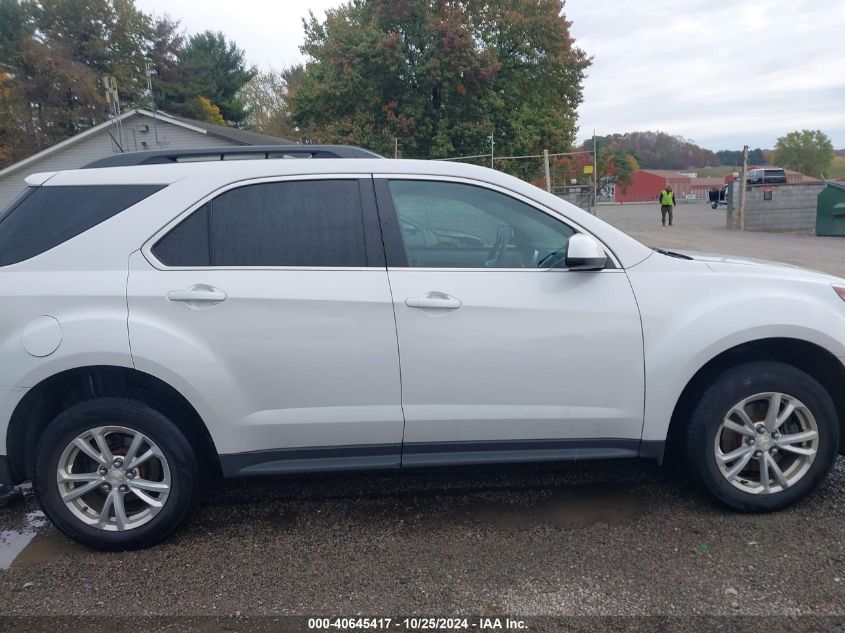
[565,233,608,271]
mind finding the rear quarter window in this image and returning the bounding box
[0,184,164,266]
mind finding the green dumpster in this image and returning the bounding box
[817,181,845,236]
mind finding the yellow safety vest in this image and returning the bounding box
[660,190,674,206]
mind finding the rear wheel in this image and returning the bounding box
[33,397,199,550]
[687,361,839,512]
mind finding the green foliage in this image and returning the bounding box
[289,0,590,179]
[717,148,765,166]
[160,31,255,124]
[774,129,834,179]
[600,151,638,193]
[0,1,258,168]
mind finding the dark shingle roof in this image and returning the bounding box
[159,111,295,146]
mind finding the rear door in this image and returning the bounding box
[128,176,404,475]
[374,176,646,466]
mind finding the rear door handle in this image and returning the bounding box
[405,293,462,310]
[167,285,227,303]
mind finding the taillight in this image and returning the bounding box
[834,286,845,302]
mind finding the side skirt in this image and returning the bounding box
[219,439,663,478]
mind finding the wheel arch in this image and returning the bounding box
[5,365,220,484]
[665,337,845,463]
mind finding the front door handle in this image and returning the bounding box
[405,292,462,310]
[167,285,227,304]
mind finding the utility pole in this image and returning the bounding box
[592,130,599,215]
[543,149,551,193]
[145,61,160,148]
[739,144,749,230]
[490,133,495,169]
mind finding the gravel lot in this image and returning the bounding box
[598,201,845,278]
[1,200,844,627]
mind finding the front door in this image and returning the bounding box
[128,177,404,475]
[374,177,645,466]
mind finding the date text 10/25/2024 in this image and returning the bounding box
[307,618,528,630]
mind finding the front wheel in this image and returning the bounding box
[33,397,200,550]
[687,361,839,512]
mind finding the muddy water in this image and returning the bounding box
[0,511,48,569]
[0,509,79,569]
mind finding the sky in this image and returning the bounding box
[135,0,845,151]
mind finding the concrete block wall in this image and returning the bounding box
[727,181,823,233]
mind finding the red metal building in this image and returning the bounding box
[615,170,692,203]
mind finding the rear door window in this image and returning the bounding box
[0,185,164,267]
[152,179,368,268]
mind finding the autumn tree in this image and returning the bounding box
[0,0,105,162]
[774,129,834,178]
[237,65,309,140]
[290,0,590,178]
[599,151,638,194]
[590,131,718,170]
[0,2,259,168]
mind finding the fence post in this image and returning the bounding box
[543,149,551,193]
[739,145,748,231]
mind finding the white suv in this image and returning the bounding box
[1,146,844,550]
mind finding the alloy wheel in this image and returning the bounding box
[55,426,171,531]
[714,392,819,494]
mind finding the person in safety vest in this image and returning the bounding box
[658,185,676,226]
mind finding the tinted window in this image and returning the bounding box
[388,180,575,268]
[152,202,211,266]
[153,180,367,267]
[0,184,164,267]
[764,169,787,183]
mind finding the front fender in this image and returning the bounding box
[627,258,845,443]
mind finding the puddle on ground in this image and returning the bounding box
[0,510,80,570]
[469,485,647,530]
[0,511,48,569]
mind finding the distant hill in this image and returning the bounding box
[834,149,845,157]
[585,131,719,170]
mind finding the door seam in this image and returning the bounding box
[368,176,409,463]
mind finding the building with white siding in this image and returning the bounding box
[0,109,293,210]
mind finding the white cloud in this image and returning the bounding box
[567,0,845,148]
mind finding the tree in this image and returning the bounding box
[0,1,258,169]
[0,0,104,162]
[147,16,187,111]
[717,148,765,167]
[237,65,306,140]
[290,0,590,179]
[599,151,638,194]
[774,129,834,178]
[29,0,152,104]
[162,31,255,124]
[586,131,718,170]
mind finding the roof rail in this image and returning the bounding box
[82,145,384,169]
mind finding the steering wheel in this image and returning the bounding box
[484,226,514,268]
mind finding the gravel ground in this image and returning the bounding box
[1,200,844,626]
[1,458,844,620]
[597,201,845,278]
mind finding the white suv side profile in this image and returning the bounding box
[1,146,843,550]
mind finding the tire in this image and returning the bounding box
[686,361,839,512]
[33,397,200,550]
